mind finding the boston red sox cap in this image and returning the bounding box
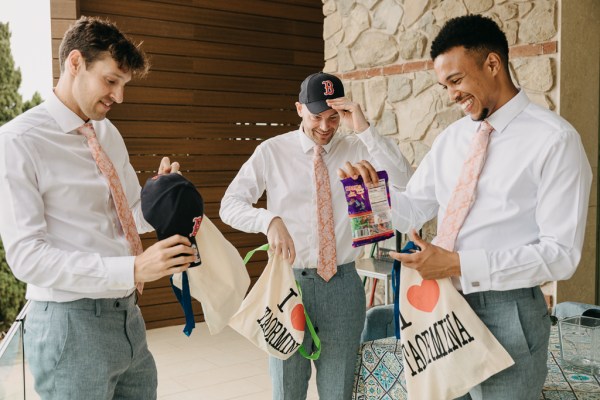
[141,173,204,267]
[298,72,345,115]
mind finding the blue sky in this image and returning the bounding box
[1,0,53,101]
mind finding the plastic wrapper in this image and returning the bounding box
[341,170,394,247]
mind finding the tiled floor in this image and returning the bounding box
[147,323,319,400]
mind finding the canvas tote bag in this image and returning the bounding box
[396,260,514,399]
[229,244,320,360]
[172,215,250,334]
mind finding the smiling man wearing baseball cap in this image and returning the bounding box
[220,72,413,399]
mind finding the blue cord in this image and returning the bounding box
[170,272,196,336]
[392,241,420,339]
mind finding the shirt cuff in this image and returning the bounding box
[104,256,136,290]
[258,209,279,235]
[458,249,490,294]
[356,126,375,143]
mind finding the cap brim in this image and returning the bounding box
[305,100,331,115]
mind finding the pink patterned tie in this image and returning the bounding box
[313,145,337,281]
[435,120,494,251]
[78,123,144,292]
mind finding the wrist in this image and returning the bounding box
[452,252,461,276]
[267,216,282,232]
[355,122,370,133]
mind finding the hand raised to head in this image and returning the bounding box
[326,97,369,133]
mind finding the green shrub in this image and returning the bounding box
[0,239,26,334]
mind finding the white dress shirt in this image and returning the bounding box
[0,91,153,302]
[220,127,413,268]
[392,90,593,294]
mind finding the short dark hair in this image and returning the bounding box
[59,16,150,77]
[430,14,510,71]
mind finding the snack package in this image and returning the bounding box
[341,170,394,247]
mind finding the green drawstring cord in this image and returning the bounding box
[295,281,321,360]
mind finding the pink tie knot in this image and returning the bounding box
[77,123,96,139]
[313,145,325,160]
[480,120,493,134]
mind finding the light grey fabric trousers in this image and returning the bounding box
[454,286,551,400]
[24,293,157,400]
[270,262,366,400]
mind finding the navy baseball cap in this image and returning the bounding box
[298,72,345,114]
[141,173,204,266]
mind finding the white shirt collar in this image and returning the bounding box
[486,89,530,133]
[45,90,87,134]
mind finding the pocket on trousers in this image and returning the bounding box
[24,305,48,337]
[515,295,551,355]
[347,271,367,320]
[25,306,70,367]
[482,301,531,359]
[51,308,72,370]
[131,306,151,351]
[24,306,71,391]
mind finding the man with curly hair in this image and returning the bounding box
[344,14,592,399]
[0,17,196,399]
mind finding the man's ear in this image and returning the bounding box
[486,52,502,77]
[66,50,84,76]
[295,102,304,118]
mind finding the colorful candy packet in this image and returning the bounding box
[341,170,395,247]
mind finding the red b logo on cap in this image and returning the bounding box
[191,216,203,237]
[322,80,334,96]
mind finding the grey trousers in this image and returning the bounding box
[24,294,157,400]
[270,262,366,400]
[454,286,551,400]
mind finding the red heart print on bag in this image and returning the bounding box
[291,304,306,331]
[407,279,440,312]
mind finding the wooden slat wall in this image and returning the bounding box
[50,0,324,329]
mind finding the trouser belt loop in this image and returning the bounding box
[43,301,49,311]
[95,300,101,317]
